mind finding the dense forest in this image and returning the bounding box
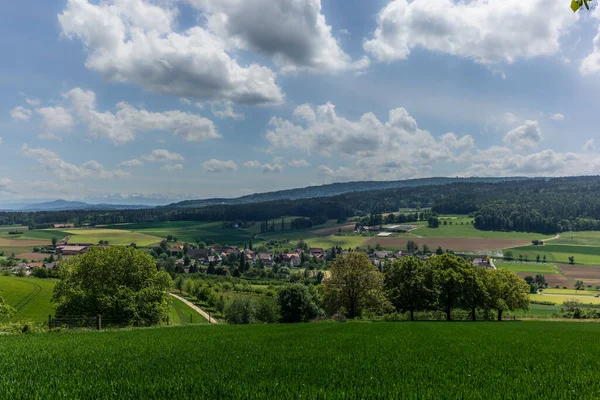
[1,176,600,235]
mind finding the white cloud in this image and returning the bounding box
[10,106,32,121]
[191,0,369,73]
[288,159,311,167]
[64,88,221,145]
[118,159,144,168]
[25,98,40,106]
[550,113,565,121]
[142,149,185,163]
[0,178,12,192]
[202,159,238,173]
[503,120,543,150]
[243,160,260,168]
[59,0,284,105]
[583,139,596,152]
[364,0,577,66]
[339,29,350,36]
[180,98,192,106]
[581,24,600,75]
[261,163,284,173]
[37,133,63,142]
[210,102,245,120]
[161,164,183,172]
[36,106,76,131]
[21,144,128,181]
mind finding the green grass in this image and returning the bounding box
[62,228,163,246]
[103,221,255,245]
[554,231,600,246]
[168,295,207,325]
[19,229,70,241]
[0,276,56,323]
[496,262,559,274]
[530,294,600,304]
[305,235,367,249]
[542,288,598,296]
[505,303,560,318]
[3,322,600,398]
[509,244,600,265]
[413,222,545,239]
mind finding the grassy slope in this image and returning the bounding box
[0,276,56,323]
[495,262,560,274]
[554,231,600,246]
[2,322,600,398]
[168,295,208,325]
[509,244,600,265]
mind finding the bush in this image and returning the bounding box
[254,297,280,323]
[225,298,255,324]
[277,284,322,323]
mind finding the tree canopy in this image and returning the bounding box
[52,246,172,326]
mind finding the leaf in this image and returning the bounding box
[571,0,582,12]
[584,0,590,10]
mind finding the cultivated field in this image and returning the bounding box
[413,220,545,240]
[0,276,56,323]
[61,228,162,246]
[365,237,531,251]
[2,322,600,398]
[509,244,600,265]
[554,231,600,246]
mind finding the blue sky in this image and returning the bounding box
[1,0,600,204]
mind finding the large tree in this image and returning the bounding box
[384,257,436,321]
[485,269,529,321]
[429,254,471,321]
[322,252,387,319]
[277,284,321,323]
[52,246,172,326]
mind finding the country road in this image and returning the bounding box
[170,293,218,325]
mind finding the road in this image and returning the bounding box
[169,292,218,324]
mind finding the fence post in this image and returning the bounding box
[96,314,102,331]
[48,314,52,332]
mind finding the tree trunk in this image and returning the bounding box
[471,307,476,322]
[497,309,503,321]
[446,305,452,321]
[484,307,489,321]
[410,309,414,321]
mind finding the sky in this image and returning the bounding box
[1,0,600,205]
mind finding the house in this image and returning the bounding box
[309,248,325,257]
[44,262,57,270]
[258,252,274,267]
[28,262,44,269]
[374,250,394,259]
[56,245,90,256]
[473,258,496,269]
[54,223,75,229]
[168,247,183,255]
[281,253,301,267]
[187,248,212,259]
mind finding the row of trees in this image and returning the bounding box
[323,253,529,321]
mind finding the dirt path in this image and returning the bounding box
[169,293,218,325]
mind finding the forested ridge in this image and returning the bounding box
[1,176,600,234]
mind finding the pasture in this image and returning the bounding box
[509,244,600,265]
[554,231,600,246]
[495,262,560,275]
[2,322,600,398]
[61,228,162,246]
[412,218,544,240]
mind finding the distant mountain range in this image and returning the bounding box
[0,200,152,212]
[167,177,528,209]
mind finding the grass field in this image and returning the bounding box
[496,262,560,275]
[530,293,600,305]
[103,221,255,245]
[555,231,600,246]
[509,244,600,265]
[168,296,207,325]
[413,222,546,240]
[61,228,162,246]
[0,276,56,323]
[305,235,367,249]
[2,322,600,398]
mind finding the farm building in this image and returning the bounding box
[54,223,75,229]
[187,248,212,259]
[56,245,90,256]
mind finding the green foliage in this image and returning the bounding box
[225,298,255,324]
[384,257,435,320]
[0,294,15,318]
[52,247,172,326]
[277,284,321,323]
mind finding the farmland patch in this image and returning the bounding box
[365,237,530,251]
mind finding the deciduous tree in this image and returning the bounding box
[384,257,435,321]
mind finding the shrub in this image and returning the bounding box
[225,298,256,324]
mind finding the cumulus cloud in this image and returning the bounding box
[210,102,245,120]
[10,106,32,121]
[161,164,183,172]
[288,159,311,167]
[190,0,368,73]
[21,144,128,181]
[25,98,40,106]
[581,24,600,75]
[59,0,284,105]
[118,159,144,168]
[503,120,543,150]
[202,159,238,173]
[261,163,284,173]
[467,149,585,177]
[142,150,185,163]
[243,160,260,168]
[64,88,221,145]
[583,139,596,152]
[550,113,565,121]
[36,106,75,131]
[364,0,576,65]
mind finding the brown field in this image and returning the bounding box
[559,264,600,284]
[16,252,49,261]
[518,272,571,287]
[364,237,530,251]
[311,224,356,236]
[0,238,49,247]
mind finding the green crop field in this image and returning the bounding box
[509,244,600,265]
[495,262,560,275]
[103,221,254,245]
[305,235,367,249]
[413,222,545,240]
[0,276,56,323]
[61,228,162,246]
[2,322,600,398]
[542,288,598,296]
[18,229,70,241]
[554,232,600,246]
[530,293,600,305]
